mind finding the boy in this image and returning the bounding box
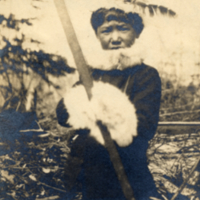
[57,7,162,200]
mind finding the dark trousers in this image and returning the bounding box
[65,132,162,200]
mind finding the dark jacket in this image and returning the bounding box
[56,63,162,200]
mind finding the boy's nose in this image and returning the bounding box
[111,30,121,42]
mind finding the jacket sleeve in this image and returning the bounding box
[56,98,88,192]
[56,98,71,127]
[127,65,161,141]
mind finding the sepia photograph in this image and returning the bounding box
[0,0,200,199]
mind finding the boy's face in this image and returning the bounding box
[96,20,136,50]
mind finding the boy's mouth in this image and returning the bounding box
[111,47,122,50]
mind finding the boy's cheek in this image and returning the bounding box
[97,35,110,49]
[100,39,110,49]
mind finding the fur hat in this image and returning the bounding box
[65,0,147,70]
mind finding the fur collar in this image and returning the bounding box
[83,37,147,70]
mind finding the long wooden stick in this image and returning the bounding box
[97,120,135,200]
[54,0,93,99]
[53,1,135,199]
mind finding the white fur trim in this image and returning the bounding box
[84,38,146,70]
[63,82,138,147]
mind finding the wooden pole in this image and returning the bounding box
[53,1,135,199]
[97,121,135,200]
[54,0,93,99]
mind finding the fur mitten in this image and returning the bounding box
[63,82,138,147]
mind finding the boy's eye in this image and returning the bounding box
[117,26,130,31]
[101,27,112,33]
